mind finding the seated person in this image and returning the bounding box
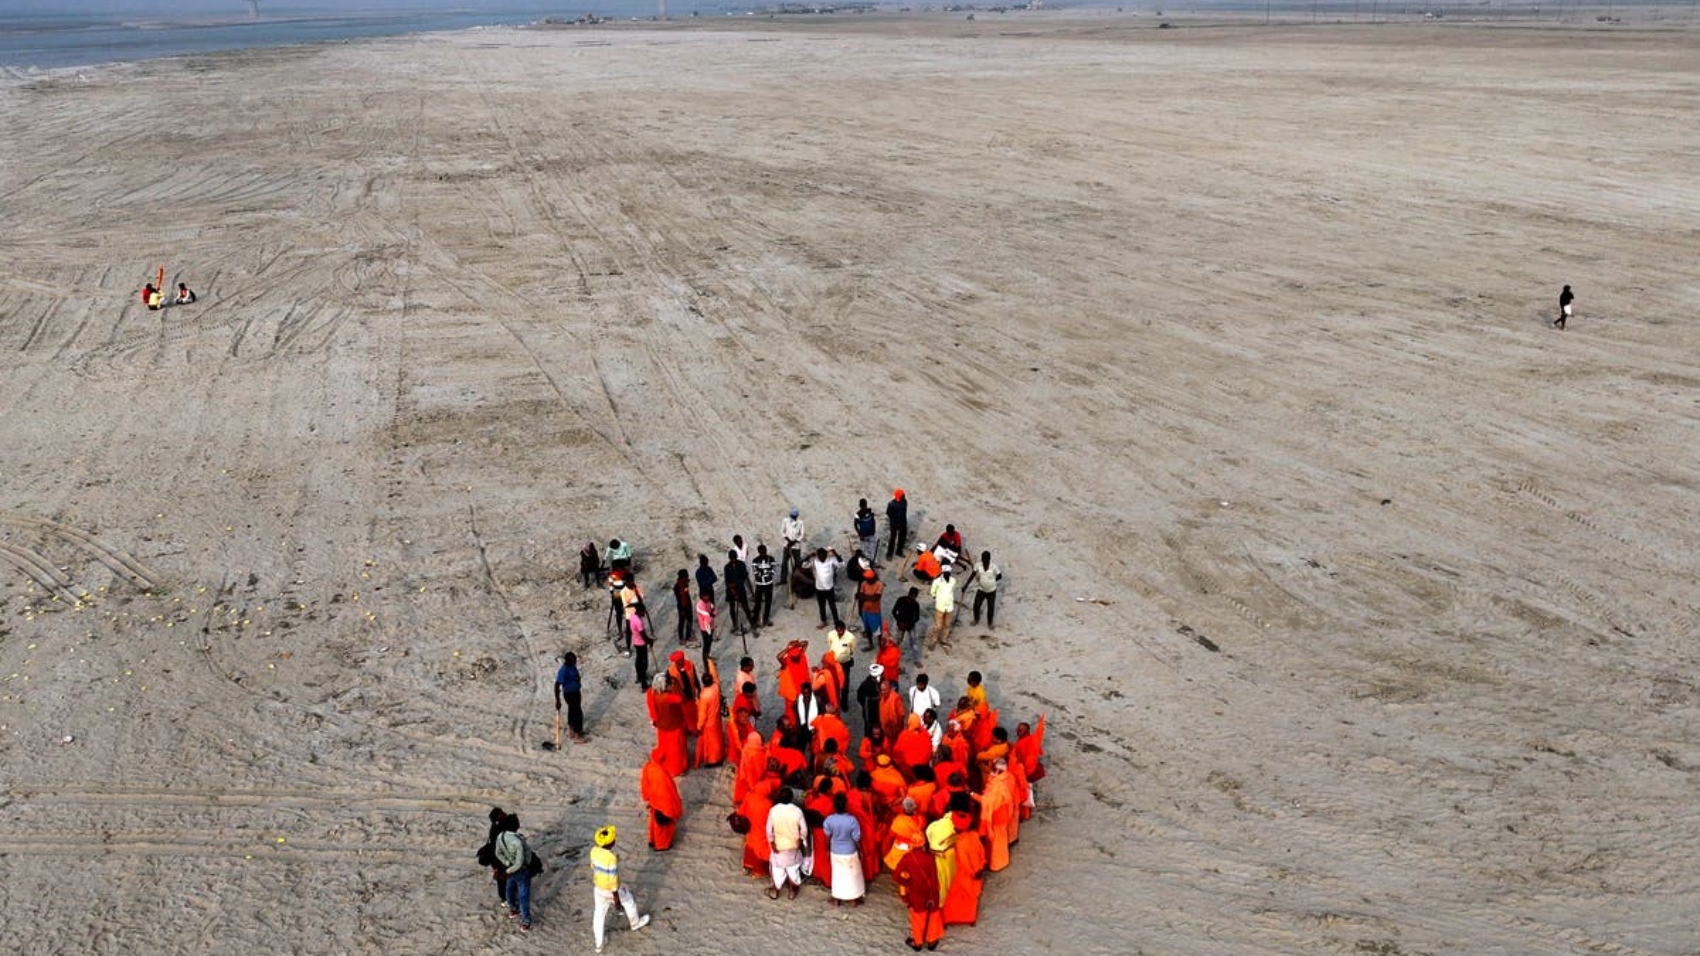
[906,544,942,583]
[934,524,963,556]
[175,282,197,304]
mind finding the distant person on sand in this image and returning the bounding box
[144,284,162,310]
[1556,284,1574,330]
[174,282,196,304]
[555,652,585,742]
[809,547,845,629]
[140,283,155,308]
[590,826,651,953]
[580,542,602,588]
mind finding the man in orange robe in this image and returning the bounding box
[776,640,811,711]
[737,778,777,877]
[883,799,927,871]
[733,731,767,804]
[1012,716,1047,819]
[641,747,683,851]
[893,713,935,777]
[879,680,908,745]
[871,754,908,816]
[810,708,851,762]
[650,677,690,777]
[893,842,944,950]
[942,809,985,925]
[695,660,727,768]
[666,651,702,734]
[976,758,1017,872]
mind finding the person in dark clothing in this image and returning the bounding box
[695,553,718,606]
[724,549,757,636]
[856,664,883,736]
[751,543,777,627]
[885,489,909,561]
[854,498,878,565]
[579,542,602,589]
[484,807,512,906]
[672,570,695,647]
[555,652,585,741]
[892,586,922,653]
[1556,284,1573,330]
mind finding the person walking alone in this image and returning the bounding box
[1556,284,1574,330]
[671,569,695,647]
[590,826,651,954]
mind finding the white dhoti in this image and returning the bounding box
[829,851,865,900]
[770,847,804,888]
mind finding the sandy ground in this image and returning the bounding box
[1,15,1698,956]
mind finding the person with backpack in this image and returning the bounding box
[478,807,511,908]
[493,813,539,932]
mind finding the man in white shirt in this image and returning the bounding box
[909,673,941,717]
[928,567,957,649]
[764,789,809,899]
[808,547,844,630]
[963,550,1003,630]
[780,508,805,589]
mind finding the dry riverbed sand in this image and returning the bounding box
[1,16,1697,956]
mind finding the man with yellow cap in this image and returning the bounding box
[590,826,651,953]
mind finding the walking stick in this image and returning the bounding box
[554,709,562,750]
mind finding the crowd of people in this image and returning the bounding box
[482,491,1041,951]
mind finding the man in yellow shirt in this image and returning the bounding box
[590,826,651,953]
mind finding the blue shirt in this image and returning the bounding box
[822,812,862,855]
[555,663,580,693]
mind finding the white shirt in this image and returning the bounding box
[827,628,855,664]
[924,717,943,750]
[909,683,940,716]
[812,555,842,592]
[731,539,749,562]
[766,801,808,853]
[782,517,804,545]
[972,562,1001,593]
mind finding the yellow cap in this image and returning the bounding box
[595,825,616,847]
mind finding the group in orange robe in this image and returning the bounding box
[695,662,726,768]
[641,747,683,851]
[942,812,985,925]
